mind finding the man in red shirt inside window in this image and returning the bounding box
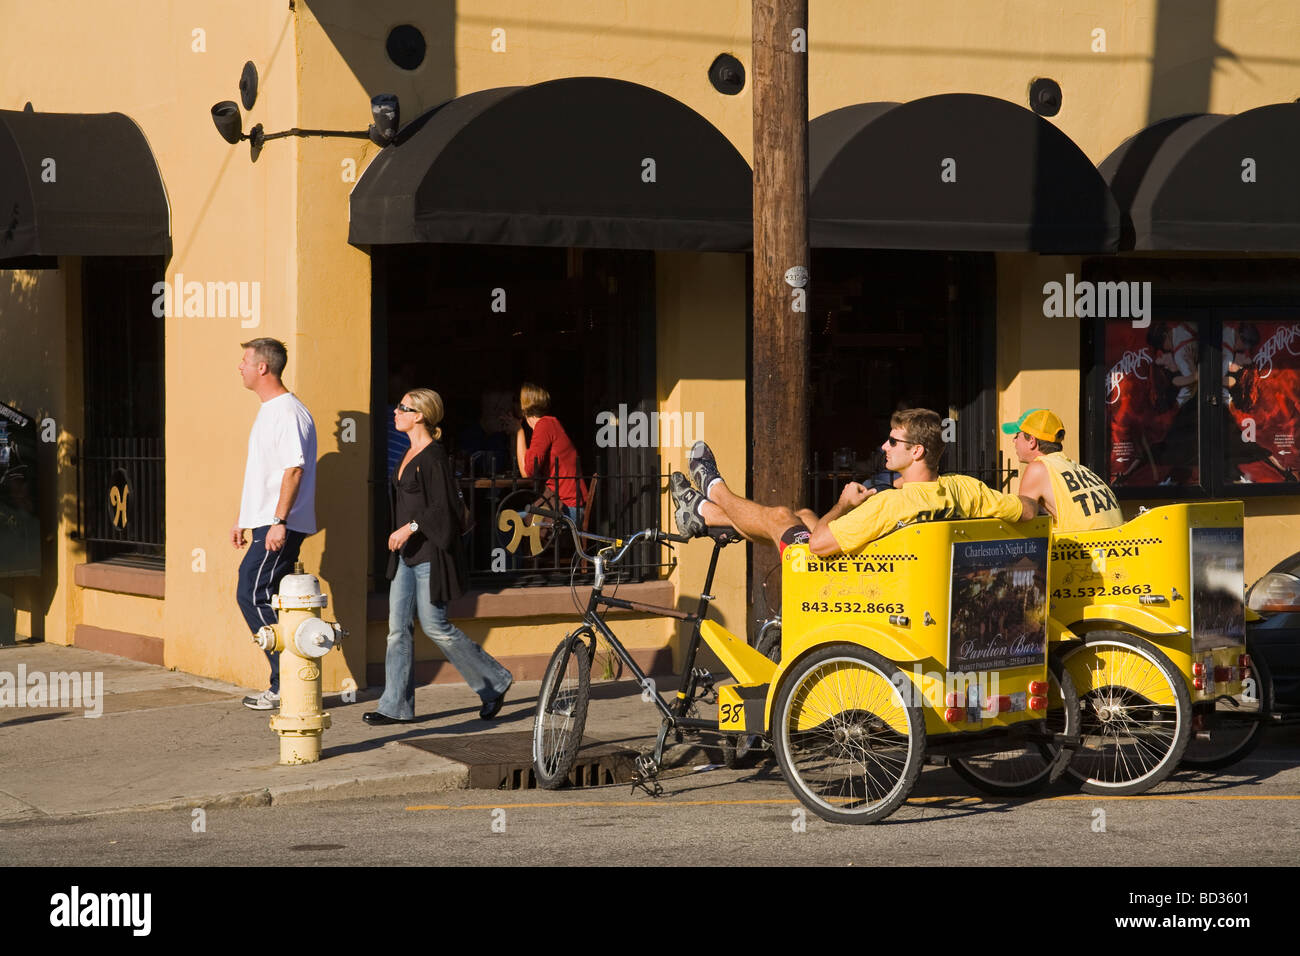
[513,382,584,522]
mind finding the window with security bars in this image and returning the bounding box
[79,257,165,563]
[371,244,661,589]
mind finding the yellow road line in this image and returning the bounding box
[407,798,802,811]
[1048,794,1300,801]
[406,793,1300,812]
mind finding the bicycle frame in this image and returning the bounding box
[545,526,744,763]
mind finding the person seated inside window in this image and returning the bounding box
[670,408,1037,557]
[511,382,584,523]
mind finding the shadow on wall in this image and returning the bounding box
[302,0,458,127]
[1147,0,1230,124]
[316,410,371,685]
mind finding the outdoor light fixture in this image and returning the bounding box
[368,94,400,146]
[1028,77,1063,117]
[210,62,400,160]
[211,101,243,144]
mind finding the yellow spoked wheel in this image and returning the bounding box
[772,644,925,825]
[1060,632,1191,795]
[949,659,1079,797]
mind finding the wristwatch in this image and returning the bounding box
[408,520,419,533]
[270,516,285,526]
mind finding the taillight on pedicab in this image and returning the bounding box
[944,707,965,723]
[1029,696,1049,711]
[1028,680,1049,696]
[1193,677,1205,690]
[945,692,963,708]
[1192,662,1205,677]
[1239,654,1251,668]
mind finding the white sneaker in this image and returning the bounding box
[242,690,280,711]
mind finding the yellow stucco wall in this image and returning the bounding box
[995,254,1300,582]
[5,0,1300,687]
[811,0,1300,164]
[656,251,751,667]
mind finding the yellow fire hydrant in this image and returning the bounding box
[251,563,346,765]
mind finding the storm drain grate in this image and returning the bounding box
[400,731,639,791]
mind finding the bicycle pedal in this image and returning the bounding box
[691,667,716,688]
[634,754,659,777]
[630,755,664,797]
[690,668,718,704]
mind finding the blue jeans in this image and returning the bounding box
[377,560,513,720]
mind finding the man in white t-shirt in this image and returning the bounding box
[231,338,318,710]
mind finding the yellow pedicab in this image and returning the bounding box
[1042,501,1257,794]
[705,515,1077,824]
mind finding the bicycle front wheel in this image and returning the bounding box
[532,634,591,789]
[772,644,925,825]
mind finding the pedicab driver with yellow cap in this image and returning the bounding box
[1003,408,1122,533]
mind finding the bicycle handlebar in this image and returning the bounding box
[523,505,692,565]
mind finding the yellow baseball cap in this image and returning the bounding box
[1001,408,1064,443]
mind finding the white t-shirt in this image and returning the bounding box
[238,392,317,533]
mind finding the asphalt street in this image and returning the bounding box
[3,724,1298,868]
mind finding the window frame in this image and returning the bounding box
[1082,289,1300,498]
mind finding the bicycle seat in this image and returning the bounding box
[706,526,744,546]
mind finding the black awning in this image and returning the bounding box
[0,110,170,260]
[349,77,753,251]
[1099,103,1300,251]
[810,93,1119,252]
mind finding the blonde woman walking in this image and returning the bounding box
[365,388,513,725]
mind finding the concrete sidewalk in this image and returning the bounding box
[0,641,697,821]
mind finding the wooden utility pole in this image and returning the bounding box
[751,0,809,626]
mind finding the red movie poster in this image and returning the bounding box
[1221,319,1300,484]
[1105,320,1200,488]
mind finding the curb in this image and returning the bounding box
[1,764,475,822]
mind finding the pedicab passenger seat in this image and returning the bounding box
[1047,501,1245,643]
[1046,501,1248,701]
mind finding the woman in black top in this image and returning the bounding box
[364,388,513,725]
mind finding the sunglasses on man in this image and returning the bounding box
[885,435,923,449]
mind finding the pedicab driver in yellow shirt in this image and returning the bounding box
[1002,408,1123,533]
[670,408,1037,556]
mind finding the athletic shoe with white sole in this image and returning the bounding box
[688,440,723,499]
[670,472,707,538]
[242,690,280,711]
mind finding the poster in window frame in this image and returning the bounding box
[1220,319,1300,486]
[1103,320,1201,489]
